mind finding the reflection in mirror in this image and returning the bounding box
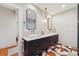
[26,9,36,32]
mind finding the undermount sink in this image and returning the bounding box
[27,34,41,38]
[30,34,40,36]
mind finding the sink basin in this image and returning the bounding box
[27,34,41,38]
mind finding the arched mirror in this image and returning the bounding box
[26,9,36,32]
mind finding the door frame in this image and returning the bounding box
[0,3,23,56]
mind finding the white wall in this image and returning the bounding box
[22,4,50,36]
[52,8,77,48]
[0,6,17,48]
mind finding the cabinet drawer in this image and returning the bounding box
[0,48,8,56]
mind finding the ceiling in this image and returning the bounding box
[33,3,77,15]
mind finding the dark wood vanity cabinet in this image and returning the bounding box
[23,39,28,56]
[23,35,58,56]
[77,4,79,56]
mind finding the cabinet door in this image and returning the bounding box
[77,4,79,56]
[0,48,8,56]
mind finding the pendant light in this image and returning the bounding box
[44,8,47,22]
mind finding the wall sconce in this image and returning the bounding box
[44,8,51,30]
[43,8,47,23]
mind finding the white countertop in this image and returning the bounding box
[23,33,58,41]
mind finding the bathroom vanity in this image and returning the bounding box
[23,33,58,56]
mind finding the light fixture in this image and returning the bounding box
[44,19,47,22]
[44,8,47,23]
[62,4,66,8]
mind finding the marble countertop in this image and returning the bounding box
[23,33,58,41]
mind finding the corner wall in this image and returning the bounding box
[52,8,77,48]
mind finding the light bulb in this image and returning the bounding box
[62,5,66,8]
[44,19,47,22]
